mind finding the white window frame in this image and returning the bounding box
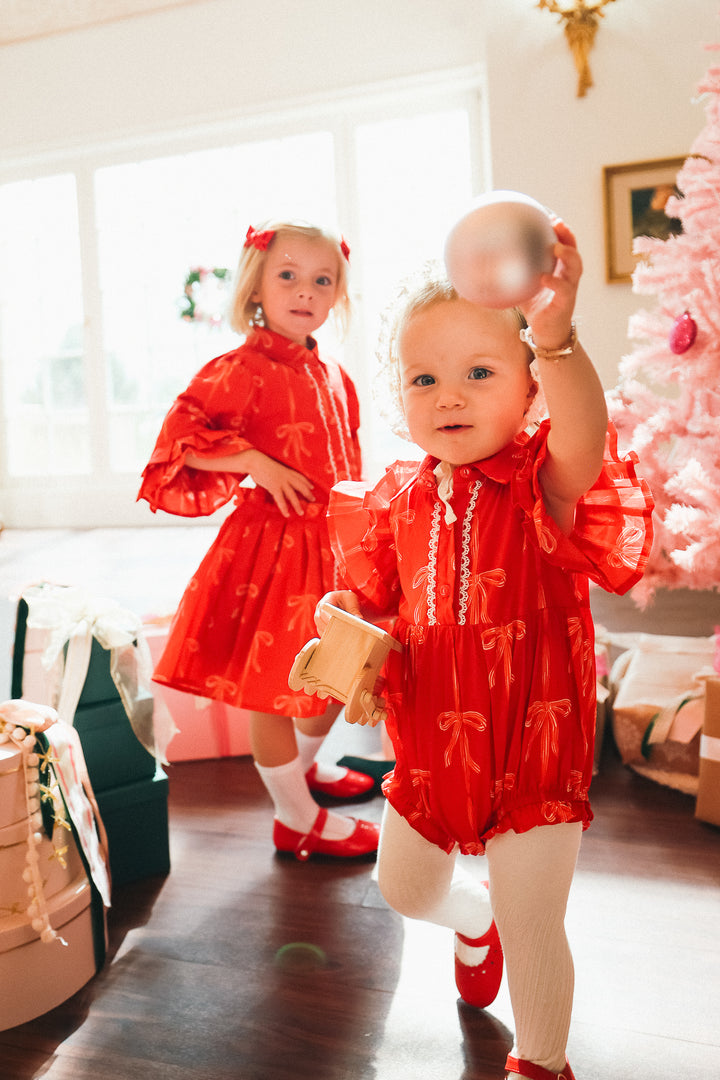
[0,64,487,528]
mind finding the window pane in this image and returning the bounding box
[0,174,89,476]
[355,109,474,467]
[95,132,338,474]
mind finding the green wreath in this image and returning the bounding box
[180,266,230,322]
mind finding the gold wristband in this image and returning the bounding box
[520,322,577,362]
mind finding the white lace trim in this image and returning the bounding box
[427,500,442,625]
[426,477,483,625]
[458,481,482,625]
[304,362,352,484]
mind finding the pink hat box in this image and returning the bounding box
[144,624,251,761]
[0,877,98,1031]
[0,733,104,1031]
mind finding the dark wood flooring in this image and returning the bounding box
[1,527,719,1078]
[1,734,719,1080]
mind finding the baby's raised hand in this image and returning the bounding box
[521,218,582,349]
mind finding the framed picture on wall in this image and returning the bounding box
[603,156,685,283]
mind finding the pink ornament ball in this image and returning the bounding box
[669,311,697,355]
[444,191,557,309]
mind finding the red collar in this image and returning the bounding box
[417,428,541,488]
[245,327,321,367]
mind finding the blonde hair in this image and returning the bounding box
[227,219,352,338]
[375,260,541,441]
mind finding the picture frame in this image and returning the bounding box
[603,156,685,283]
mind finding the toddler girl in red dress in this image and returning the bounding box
[317,219,653,1078]
[138,221,379,859]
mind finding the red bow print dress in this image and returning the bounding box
[328,421,653,854]
[138,328,362,717]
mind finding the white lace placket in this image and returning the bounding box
[427,463,483,626]
[303,361,353,487]
[303,360,355,590]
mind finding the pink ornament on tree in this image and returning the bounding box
[669,311,698,354]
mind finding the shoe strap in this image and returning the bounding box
[456,923,496,948]
[293,807,329,861]
[457,880,494,946]
[505,1055,575,1080]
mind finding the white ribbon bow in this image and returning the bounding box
[22,583,177,765]
[434,460,457,525]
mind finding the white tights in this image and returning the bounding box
[376,803,582,1074]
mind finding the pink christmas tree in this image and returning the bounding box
[609,49,720,605]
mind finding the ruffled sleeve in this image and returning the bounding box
[137,353,256,517]
[328,462,419,615]
[514,421,654,595]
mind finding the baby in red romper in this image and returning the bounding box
[318,220,653,1080]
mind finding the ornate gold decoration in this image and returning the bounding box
[537,1,618,98]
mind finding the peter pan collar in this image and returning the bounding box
[417,430,536,490]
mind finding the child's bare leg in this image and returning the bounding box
[295,704,375,795]
[486,822,582,1078]
[250,710,299,767]
[295,703,341,740]
[295,702,343,779]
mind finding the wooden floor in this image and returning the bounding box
[1,528,719,1078]
[0,735,717,1079]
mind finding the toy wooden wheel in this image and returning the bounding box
[346,671,386,727]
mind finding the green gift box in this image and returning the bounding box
[97,771,170,886]
[13,599,157,793]
[12,599,121,706]
[76,636,121,707]
[74,699,156,793]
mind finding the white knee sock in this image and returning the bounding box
[377,803,493,941]
[255,756,354,839]
[294,728,346,783]
[424,861,494,942]
[487,822,582,1075]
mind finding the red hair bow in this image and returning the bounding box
[340,237,350,263]
[244,225,275,251]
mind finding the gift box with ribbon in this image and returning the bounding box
[144,623,251,761]
[0,700,110,1031]
[696,675,720,827]
[609,632,715,795]
[12,585,174,885]
[13,584,177,767]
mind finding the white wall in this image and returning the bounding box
[1,0,716,388]
[482,0,717,386]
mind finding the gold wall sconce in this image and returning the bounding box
[537,1,618,98]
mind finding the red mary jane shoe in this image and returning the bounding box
[305,762,375,799]
[273,807,380,861]
[454,918,503,1009]
[505,1055,576,1080]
